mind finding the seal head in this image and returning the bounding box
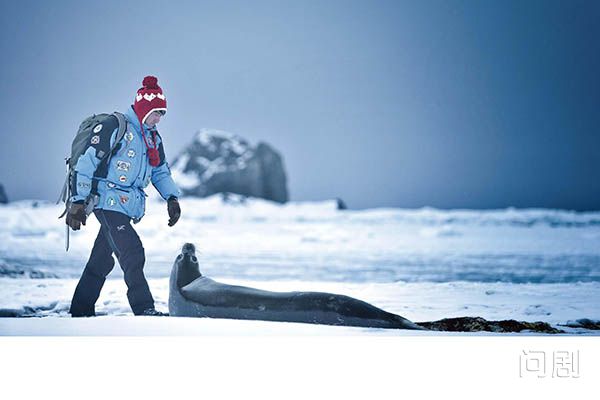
[182,243,195,256]
[176,243,202,288]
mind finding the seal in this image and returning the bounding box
[169,243,424,330]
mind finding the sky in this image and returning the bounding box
[0,0,599,210]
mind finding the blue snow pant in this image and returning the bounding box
[69,209,154,316]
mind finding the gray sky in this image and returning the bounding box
[1,0,599,210]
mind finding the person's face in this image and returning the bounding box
[145,110,165,127]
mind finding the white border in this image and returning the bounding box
[0,336,597,400]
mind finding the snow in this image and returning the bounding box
[1,277,598,335]
[195,128,242,146]
[1,196,599,335]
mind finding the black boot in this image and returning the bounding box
[140,308,169,316]
[70,311,95,318]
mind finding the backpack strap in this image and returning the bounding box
[90,112,128,195]
[111,112,128,153]
[56,157,71,206]
[56,157,71,218]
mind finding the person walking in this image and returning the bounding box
[67,76,181,317]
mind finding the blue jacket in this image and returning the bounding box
[70,106,180,221]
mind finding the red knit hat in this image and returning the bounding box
[133,76,167,124]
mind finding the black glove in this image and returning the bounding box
[66,201,87,231]
[167,196,181,227]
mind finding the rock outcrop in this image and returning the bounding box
[417,316,563,333]
[562,318,600,330]
[0,183,7,204]
[171,129,288,203]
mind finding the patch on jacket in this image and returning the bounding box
[116,161,130,171]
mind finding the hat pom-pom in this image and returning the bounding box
[142,76,159,89]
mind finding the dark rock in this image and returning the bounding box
[336,198,347,210]
[221,192,247,205]
[0,308,28,317]
[0,302,60,318]
[562,318,600,330]
[0,307,37,318]
[0,183,7,204]
[0,262,59,279]
[416,316,563,334]
[171,129,289,203]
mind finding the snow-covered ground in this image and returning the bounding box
[1,195,599,335]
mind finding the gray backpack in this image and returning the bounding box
[57,112,128,219]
